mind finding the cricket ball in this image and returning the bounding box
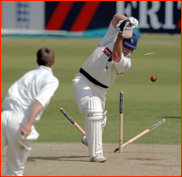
[151,76,157,82]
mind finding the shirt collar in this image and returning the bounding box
[37,65,53,74]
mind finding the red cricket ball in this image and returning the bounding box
[151,76,157,82]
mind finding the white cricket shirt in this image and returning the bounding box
[2,65,59,122]
[80,22,131,88]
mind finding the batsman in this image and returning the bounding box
[72,13,139,163]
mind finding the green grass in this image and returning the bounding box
[1,35,181,145]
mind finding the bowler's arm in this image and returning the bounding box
[20,100,43,137]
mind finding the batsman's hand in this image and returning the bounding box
[128,17,138,29]
[116,19,131,36]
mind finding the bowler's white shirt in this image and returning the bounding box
[2,65,59,122]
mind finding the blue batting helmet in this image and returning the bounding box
[123,32,138,49]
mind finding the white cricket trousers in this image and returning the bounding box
[72,73,106,114]
[72,74,107,158]
[1,111,39,176]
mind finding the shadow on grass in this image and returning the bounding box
[27,156,90,162]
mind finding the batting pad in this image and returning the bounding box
[85,119,103,158]
[85,97,103,158]
[86,97,103,120]
[101,110,107,128]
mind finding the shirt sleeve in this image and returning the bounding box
[35,77,59,108]
[114,53,131,76]
[99,22,118,47]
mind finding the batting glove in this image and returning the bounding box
[127,17,138,29]
[116,19,131,37]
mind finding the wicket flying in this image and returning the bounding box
[60,108,86,136]
[119,91,123,153]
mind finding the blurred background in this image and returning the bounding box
[1,1,181,37]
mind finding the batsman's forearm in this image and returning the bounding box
[112,13,127,28]
[112,36,123,62]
